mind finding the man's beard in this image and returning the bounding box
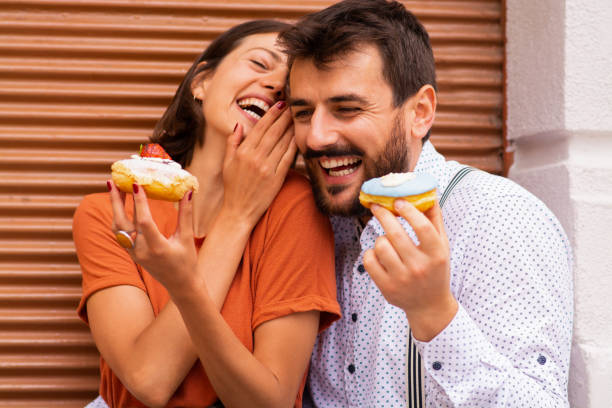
[304,115,410,216]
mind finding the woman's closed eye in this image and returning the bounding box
[250,59,268,70]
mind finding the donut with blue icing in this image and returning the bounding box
[359,172,438,215]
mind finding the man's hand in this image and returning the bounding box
[363,200,458,342]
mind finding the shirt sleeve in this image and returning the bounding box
[73,194,146,324]
[414,194,572,407]
[250,174,341,332]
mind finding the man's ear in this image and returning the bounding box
[190,65,210,100]
[408,85,436,141]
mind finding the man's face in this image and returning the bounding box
[289,46,413,216]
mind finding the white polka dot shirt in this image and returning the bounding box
[306,141,573,407]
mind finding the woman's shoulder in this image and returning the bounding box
[256,170,329,237]
[74,193,113,224]
[270,170,316,208]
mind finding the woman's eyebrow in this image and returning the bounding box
[248,47,282,62]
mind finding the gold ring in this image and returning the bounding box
[115,230,134,249]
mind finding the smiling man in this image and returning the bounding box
[279,1,573,407]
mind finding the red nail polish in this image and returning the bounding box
[188,191,193,201]
[233,123,238,132]
[132,184,139,194]
[276,100,286,109]
[106,180,112,191]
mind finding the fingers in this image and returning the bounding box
[393,200,444,252]
[370,204,418,264]
[176,190,194,243]
[108,180,133,232]
[226,123,244,153]
[362,248,390,292]
[423,201,448,239]
[241,100,289,151]
[269,124,296,173]
[254,107,293,156]
[275,138,297,177]
[131,184,165,248]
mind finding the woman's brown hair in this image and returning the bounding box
[151,20,291,167]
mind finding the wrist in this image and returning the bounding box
[405,295,458,342]
[216,205,257,234]
[168,274,212,310]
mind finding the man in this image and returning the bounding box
[279,0,573,406]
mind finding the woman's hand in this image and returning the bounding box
[221,101,297,226]
[109,181,197,291]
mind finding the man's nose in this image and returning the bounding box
[306,109,339,152]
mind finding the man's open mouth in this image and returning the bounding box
[319,157,362,177]
[237,97,270,121]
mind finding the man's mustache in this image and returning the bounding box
[303,147,364,160]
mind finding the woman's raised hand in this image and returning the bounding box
[108,181,197,291]
[221,101,297,225]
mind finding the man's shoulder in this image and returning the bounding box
[447,169,541,211]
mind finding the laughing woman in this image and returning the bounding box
[73,20,339,408]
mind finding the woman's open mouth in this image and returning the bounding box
[237,97,270,121]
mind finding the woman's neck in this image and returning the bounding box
[184,132,227,238]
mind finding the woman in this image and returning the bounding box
[73,20,339,407]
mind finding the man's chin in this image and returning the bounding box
[311,182,368,217]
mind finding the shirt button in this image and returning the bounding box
[432,361,442,371]
[347,364,355,374]
[351,313,358,322]
[357,264,365,273]
[537,355,547,365]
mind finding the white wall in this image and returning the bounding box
[506,0,612,407]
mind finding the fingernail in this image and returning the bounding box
[106,180,112,191]
[276,100,286,109]
[233,122,238,132]
[188,191,193,201]
[395,199,406,209]
[132,184,139,194]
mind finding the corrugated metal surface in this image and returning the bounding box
[0,0,504,405]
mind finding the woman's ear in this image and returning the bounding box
[190,65,210,100]
[190,76,207,100]
[408,84,436,141]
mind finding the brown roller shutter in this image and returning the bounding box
[0,0,504,405]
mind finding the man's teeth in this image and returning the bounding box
[329,167,358,177]
[320,157,360,169]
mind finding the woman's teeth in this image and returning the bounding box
[237,97,270,121]
[244,109,262,120]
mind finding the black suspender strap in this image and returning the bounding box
[406,166,475,408]
[439,166,475,208]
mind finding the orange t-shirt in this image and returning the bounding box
[73,172,340,407]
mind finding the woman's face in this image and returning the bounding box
[193,32,288,140]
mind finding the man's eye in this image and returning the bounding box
[338,107,360,113]
[292,109,312,119]
[250,59,267,69]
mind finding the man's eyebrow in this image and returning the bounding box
[250,47,282,62]
[289,94,369,107]
[289,98,309,107]
[329,94,369,104]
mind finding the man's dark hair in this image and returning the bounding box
[279,0,436,141]
[151,20,291,167]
